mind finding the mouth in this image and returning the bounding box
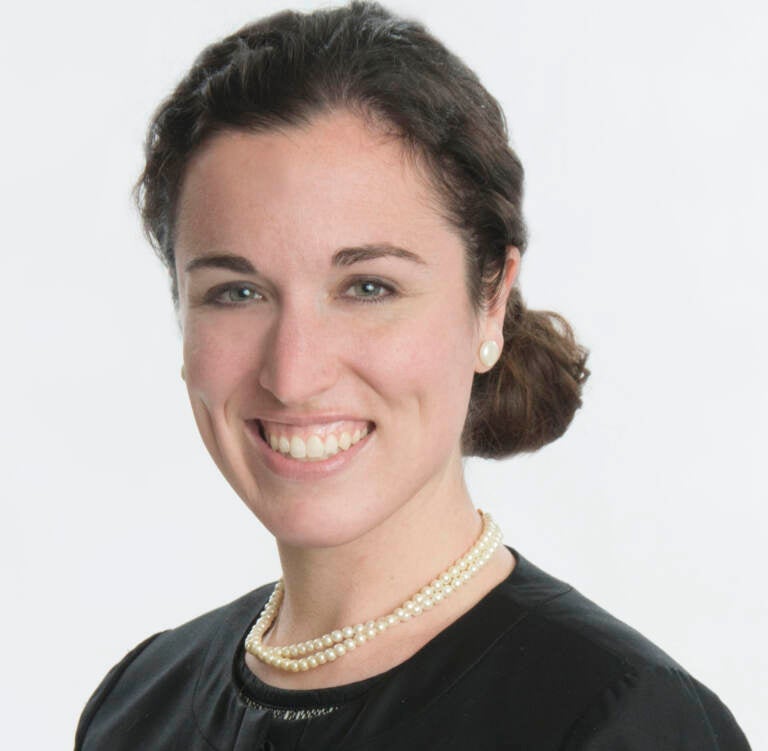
[252,418,376,463]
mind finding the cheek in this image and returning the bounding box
[360,304,477,437]
[182,317,258,408]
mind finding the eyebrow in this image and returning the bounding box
[332,243,426,267]
[184,253,256,274]
[184,243,426,274]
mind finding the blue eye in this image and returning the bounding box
[209,284,264,305]
[344,278,395,303]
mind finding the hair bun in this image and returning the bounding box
[463,289,590,458]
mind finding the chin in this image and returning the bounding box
[243,490,400,551]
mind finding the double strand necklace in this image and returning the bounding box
[244,509,503,673]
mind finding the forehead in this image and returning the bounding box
[174,110,457,261]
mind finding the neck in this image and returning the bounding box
[268,467,482,644]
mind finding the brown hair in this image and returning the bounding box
[136,0,589,459]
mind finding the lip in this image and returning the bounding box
[254,413,371,427]
[245,418,375,481]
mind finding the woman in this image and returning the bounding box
[75,2,751,749]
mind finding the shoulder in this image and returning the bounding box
[498,549,681,670]
[75,583,273,750]
[558,663,752,750]
[481,549,751,749]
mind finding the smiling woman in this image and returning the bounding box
[175,116,498,547]
[74,2,752,750]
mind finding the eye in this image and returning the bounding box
[207,283,264,305]
[342,278,396,303]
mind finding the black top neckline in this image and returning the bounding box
[79,543,752,750]
[231,546,527,711]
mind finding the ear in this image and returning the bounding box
[475,246,521,371]
[485,246,520,331]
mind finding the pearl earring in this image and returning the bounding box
[479,340,501,369]
[181,365,186,381]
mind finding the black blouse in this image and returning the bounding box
[75,547,751,750]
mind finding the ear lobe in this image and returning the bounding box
[475,246,521,372]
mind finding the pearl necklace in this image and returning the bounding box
[244,509,503,672]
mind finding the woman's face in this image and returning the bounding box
[174,110,504,548]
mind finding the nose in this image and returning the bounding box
[257,298,339,406]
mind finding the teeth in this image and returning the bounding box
[261,422,371,462]
[324,434,338,456]
[289,436,306,459]
[306,435,324,459]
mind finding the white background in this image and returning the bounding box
[2,1,765,748]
